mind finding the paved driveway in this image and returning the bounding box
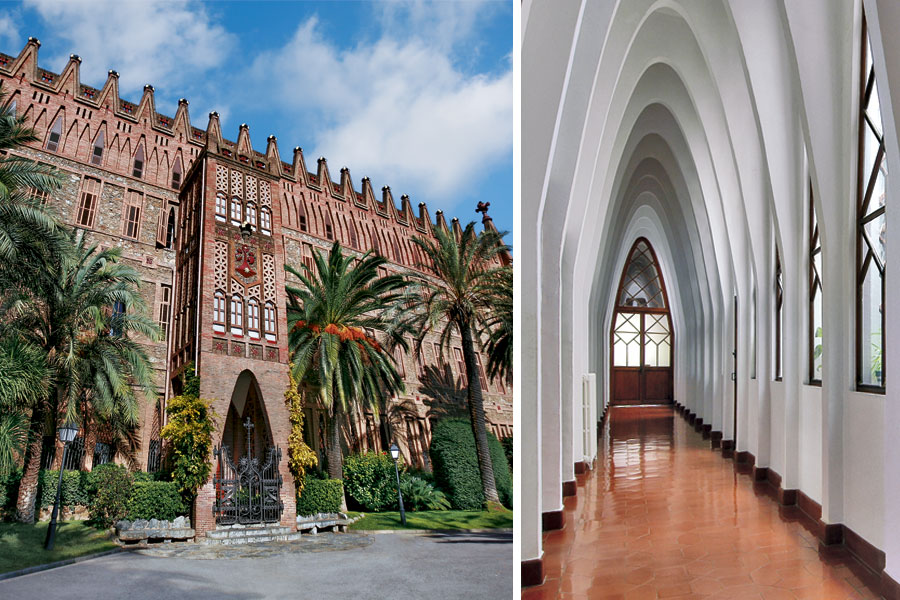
[0,531,512,599]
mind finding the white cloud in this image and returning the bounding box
[244,13,511,203]
[24,0,233,98]
[0,12,21,50]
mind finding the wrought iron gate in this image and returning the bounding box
[213,420,283,525]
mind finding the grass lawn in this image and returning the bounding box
[349,509,512,531]
[0,520,117,574]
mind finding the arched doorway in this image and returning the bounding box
[213,370,284,525]
[610,238,674,405]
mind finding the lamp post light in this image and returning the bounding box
[44,421,79,551]
[389,443,407,526]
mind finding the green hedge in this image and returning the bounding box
[126,481,185,521]
[38,470,90,508]
[296,479,344,516]
[342,452,399,512]
[0,468,22,514]
[429,418,513,510]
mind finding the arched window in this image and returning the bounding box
[298,202,308,232]
[165,208,176,249]
[324,212,334,240]
[45,117,62,152]
[91,130,104,165]
[247,298,260,339]
[230,196,242,226]
[809,181,823,384]
[215,192,227,221]
[264,302,277,342]
[348,218,358,249]
[260,207,272,236]
[857,13,886,390]
[132,143,145,178]
[246,202,258,231]
[171,157,183,190]
[774,243,783,381]
[230,294,243,335]
[213,291,226,333]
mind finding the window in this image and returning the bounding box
[393,346,406,378]
[809,181,823,384]
[260,207,272,236]
[76,177,101,228]
[230,196,242,226]
[111,301,125,336]
[230,295,243,335]
[215,192,227,222]
[246,202,258,230]
[213,291,226,333]
[165,208,176,249]
[299,203,308,232]
[122,190,143,239]
[475,352,489,392]
[454,347,467,388]
[264,302,276,341]
[171,157,182,189]
[45,117,62,152]
[857,13,886,390]
[27,186,50,205]
[325,214,334,240]
[132,144,145,178]
[158,284,171,340]
[91,130,104,165]
[348,219,358,249]
[248,298,260,338]
[774,243,783,381]
[415,340,427,380]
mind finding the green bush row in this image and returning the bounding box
[429,418,513,510]
[296,478,344,516]
[126,481,186,521]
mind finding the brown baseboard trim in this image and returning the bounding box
[542,510,564,532]
[752,466,768,482]
[693,417,704,432]
[720,439,735,458]
[766,469,782,489]
[562,480,576,497]
[574,461,587,475]
[844,525,885,574]
[710,430,723,449]
[883,571,900,600]
[822,523,843,545]
[521,558,544,588]
[797,491,822,521]
[701,423,712,439]
[688,413,696,425]
[779,488,798,506]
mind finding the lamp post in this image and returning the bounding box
[389,443,406,526]
[45,421,79,551]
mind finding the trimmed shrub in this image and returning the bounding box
[501,437,513,472]
[38,469,89,508]
[0,467,22,515]
[83,463,126,498]
[342,452,400,512]
[89,465,134,527]
[399,475,450,511]
[429,418,513,510]
[296,478,344,516]
[126,481,185,521]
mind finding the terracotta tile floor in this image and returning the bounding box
[522,406,882,600]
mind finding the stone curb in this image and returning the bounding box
[356,527,514,535]
[0,547,132,582]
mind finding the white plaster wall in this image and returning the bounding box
[843,392,885,549]
[769,381,786,477]
[799,385,824,505]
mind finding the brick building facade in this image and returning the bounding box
[0,39,512,533]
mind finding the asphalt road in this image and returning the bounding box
[0,531,513,599]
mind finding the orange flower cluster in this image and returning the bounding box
[297,320,383,351]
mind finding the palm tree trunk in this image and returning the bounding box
[459,320,500,506]
[326,403,343,480]
[15,403,45,523]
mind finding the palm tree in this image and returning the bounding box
[0,337,51,475]
[407,223,510,507]
[285,241,408,483]
[0,91,63,264]
[3,232,159,522]
[481,266,512,385]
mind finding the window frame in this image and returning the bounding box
[213,291,226,333]
[230,294,244,336]
[774,242,783,382]
[132,144,145,179]
[75,176,101,229]
[809,180,823,385]
[856,13,887,393]
[122,190,143,240]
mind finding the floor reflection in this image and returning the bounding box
[523,405,881,599]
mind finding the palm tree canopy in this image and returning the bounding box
[1,230,160,424]
[285,241,410,415]
[0,91,64,264]
[406,222,511,361]
[480,266,512,384]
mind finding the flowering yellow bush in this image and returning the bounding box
[284,370,318,495]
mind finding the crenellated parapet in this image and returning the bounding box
[0,37,506,267]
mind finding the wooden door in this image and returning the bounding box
[610,239,674,405]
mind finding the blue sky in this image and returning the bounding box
[0,0,513,240]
